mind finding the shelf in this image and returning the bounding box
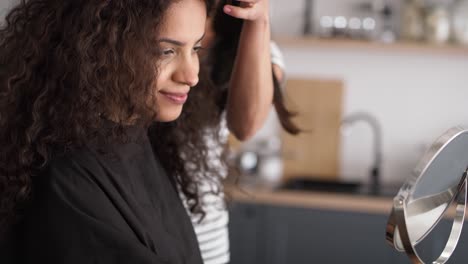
[273,36,468,56]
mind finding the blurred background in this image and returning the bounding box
[254,0,468,186]
[224,0,468,263]
[2,0,468,263]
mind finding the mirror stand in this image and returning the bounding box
[386,127,468,264]
[388,174,467,264]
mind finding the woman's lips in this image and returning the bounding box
[159,91,188,105]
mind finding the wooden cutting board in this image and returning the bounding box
[281,78,343,182]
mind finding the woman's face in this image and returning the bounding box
[154,0,207,122]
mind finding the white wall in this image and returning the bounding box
[270,0,468,184]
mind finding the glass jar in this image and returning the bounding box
[401,0,425,41]
[425,4,451,44]
[452,0,468,45]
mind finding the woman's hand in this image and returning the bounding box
[223,0,269,23]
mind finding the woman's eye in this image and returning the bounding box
[162,49,175,56]
[193,46,204,53]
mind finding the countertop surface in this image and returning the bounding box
[226,185,394,215]
[226,185,467,220]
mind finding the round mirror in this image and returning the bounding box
[386,126,468,264]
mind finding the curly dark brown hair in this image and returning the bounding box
[0,0,220,237]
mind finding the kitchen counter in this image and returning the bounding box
[226,185,393,215]
[226,185,467,219]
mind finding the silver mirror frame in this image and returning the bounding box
[386,127,468,264]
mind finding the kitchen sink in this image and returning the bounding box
[281,178,361,193]
[279,177,400,198]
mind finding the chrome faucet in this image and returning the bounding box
[341,112,383,195]
[302,0,314,35]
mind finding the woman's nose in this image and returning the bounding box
[173,56,199,87]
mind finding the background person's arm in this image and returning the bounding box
[223,0,275,141]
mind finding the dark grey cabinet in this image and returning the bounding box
[229,202,468,264]
[435,220,468,264]
[228,203,269,264]
[263,206,404,264]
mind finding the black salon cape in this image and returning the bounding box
[4,126,203,264]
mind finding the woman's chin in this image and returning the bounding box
[155,108,183,122]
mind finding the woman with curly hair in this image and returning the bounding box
[0,0,223,263]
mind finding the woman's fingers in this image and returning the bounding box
[224,0,268,21]
[223,4,258,20]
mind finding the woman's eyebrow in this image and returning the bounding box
[158,33,205,46]
[158,38,184,46]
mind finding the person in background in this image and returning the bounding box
[184,1,300,263]
[0,0,226,263]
